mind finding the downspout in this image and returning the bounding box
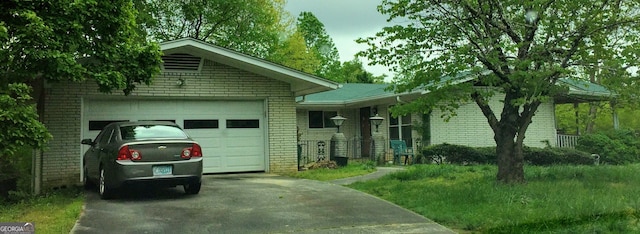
[396,96,406,104]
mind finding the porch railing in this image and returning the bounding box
[557,134,580,148]
[297,137,423,168]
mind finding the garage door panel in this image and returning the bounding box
[83,99,266,174]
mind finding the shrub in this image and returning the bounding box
[420,144,594,166]
[524,147,593,166]
[421,143,491,165]
[576,130,640,164]
[0,147,34,202]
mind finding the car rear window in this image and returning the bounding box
[120,125,188,140]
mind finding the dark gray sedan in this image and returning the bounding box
[81,121,203,199]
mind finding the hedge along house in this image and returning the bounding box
[36,38,339,191]
[295,79,613,163]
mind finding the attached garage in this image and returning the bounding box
[37,38,338,191]
[82,99,266,173]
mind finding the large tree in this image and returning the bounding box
[296,11,341,78]
[138,0,287,58]
[0,1,161,160]
[359,0,640,183]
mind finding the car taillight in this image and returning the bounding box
[191,144,202,157]
[182,144,202,159]
[117,145,142,161]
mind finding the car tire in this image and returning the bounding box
[184,181,201,195]
[99,168,114,199]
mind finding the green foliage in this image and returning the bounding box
[0,84,50,156]
[359,0,640,182]
[524,147,594,166]
[0,187,83,233]
[421,143,494,165]
[268,30,321,73]
[1,0,162,194]
[576,129,640,164]
[349,164,640,233]
[138,0,287,58]
[420,144,595,166]
[296,12,341,77]
[556,103,640,135]
[285,161,376,181]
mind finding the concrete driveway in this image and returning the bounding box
[72,173,454,233]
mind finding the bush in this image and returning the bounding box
[421,143,493,165]
[0,147,34,202]
[576,130,640,164]
[420,144,594,166]
[524,147,594,166]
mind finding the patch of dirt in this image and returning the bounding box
[306,161,339,170]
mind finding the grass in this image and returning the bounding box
[284,160,377,181]
[347,164,640,233]
[0,187,84,234]
[5,163,637,233]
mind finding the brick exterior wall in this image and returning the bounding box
[430,93,557,148]
[40,59,297,189]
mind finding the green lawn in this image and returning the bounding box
[0,188,84,234]
[348,164,640,233]
[5,163,640,233]
[284,160,377,181]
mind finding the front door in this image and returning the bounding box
[359,107,372,158]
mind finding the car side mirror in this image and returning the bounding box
[81,139,95,145]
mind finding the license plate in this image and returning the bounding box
[152,165,172,176]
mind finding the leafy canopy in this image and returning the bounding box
[360,0,640,117]
[359,0,640,183]
[0,0,162,153]
[137,0,287,58]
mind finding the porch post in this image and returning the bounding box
[372,132,385,165]
[329,115,348,166]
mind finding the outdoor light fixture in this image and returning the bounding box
[176,77,186,87]
[330,115,347,133]
[369,113,384,132]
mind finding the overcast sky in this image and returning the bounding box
[284,0,394,81]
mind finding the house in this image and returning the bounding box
[295,80,613,163]
[36,38,339,191]
[35,37,613,191]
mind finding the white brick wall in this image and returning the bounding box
[430,93,557,148]
[40,59,297,189]
[296,94,557,151]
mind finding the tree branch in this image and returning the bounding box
[472,91,499,132]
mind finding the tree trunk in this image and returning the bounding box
[585,102,598,134]
[495,129,525,183]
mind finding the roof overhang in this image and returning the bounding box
[555,79,615,104]
[296,90,424,109]
[160,38,339,96]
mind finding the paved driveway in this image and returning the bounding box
[72,173,454,233]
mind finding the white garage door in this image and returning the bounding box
[82,99,266,173]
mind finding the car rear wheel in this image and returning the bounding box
[184,181,201,195]
[99,168,114,199]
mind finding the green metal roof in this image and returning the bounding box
[296,76,614,106]
[297,83,392,103]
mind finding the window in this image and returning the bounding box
[97,128,114,146]
[308,111,337,128]
[120,125,188,140]
[227,119,259,129]
[389,113,413,147]
[184,120,219,129]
